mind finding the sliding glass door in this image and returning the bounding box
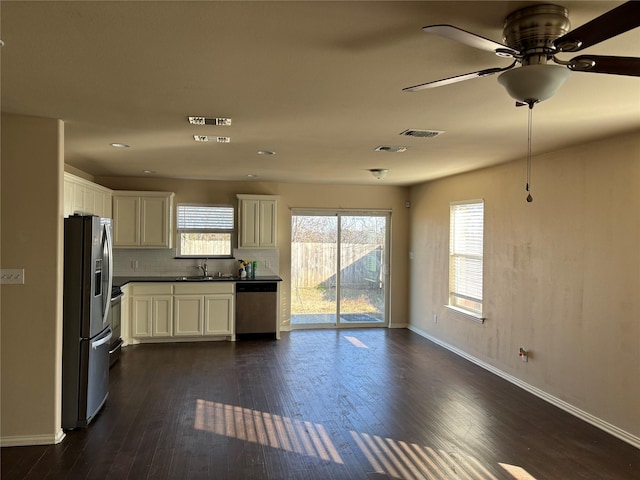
[291,210,389,329]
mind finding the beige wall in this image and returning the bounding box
[97,176,411,329]
[3,111,634,446]
[1,113,65,445]
[408,130,640,441]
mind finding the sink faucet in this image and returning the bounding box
[197,259,208,277]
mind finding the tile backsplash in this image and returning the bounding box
[113,248,279,277]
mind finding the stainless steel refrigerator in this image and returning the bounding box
[62,214,113,429]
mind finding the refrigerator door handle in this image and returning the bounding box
[101,222,114,326]
[91,330,113,350]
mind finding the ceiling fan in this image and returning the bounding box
[403,2,640,105]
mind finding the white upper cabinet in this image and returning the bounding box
[112,191,175,248]
[63,172,113,218]
[237,194,279,248]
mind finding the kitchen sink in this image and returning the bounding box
[175,275,235,281]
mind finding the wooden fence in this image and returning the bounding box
[291,242,382,288]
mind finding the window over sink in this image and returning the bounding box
[176,204,234,258]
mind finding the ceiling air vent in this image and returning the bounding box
[375,145,408,153]
[399,129,444,138]
[188,116,232,126]
[193,135,231,143]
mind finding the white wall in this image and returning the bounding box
[408,131,640,444]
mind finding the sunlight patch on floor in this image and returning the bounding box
[499,463,538,479]
[194,399,537,479]
[344,336,369,348]
[194,399,343,464]
[350,431,538,480]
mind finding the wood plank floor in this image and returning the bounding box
[2,329,638,479]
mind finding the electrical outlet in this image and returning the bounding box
[131,260,138,271]
[1,269,25,284]
[433,314,438,323]
[519,347,528,363]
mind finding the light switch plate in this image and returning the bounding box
[1,269,25,284]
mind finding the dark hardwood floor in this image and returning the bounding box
[2,329,638,479]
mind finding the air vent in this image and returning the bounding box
[188,116,232,126]
[399,129,444,138]
[193,135,231,143]
[375,145,408,153]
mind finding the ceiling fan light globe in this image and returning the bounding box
[498,64,571,103]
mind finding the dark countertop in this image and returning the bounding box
[113,275,282,288]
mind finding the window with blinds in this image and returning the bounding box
[449,200,484,316]
[176,204,234,257]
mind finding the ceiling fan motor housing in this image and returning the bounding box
[502,4,571,65]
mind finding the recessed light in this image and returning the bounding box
[110,143,130,148]
[188,116,232,126]
[247,174,259,178]
[143,170,156,174]
[257,150,275,155]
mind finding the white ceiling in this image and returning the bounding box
[1,1,638,186]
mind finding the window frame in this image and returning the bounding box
[447,199,485,321]
[175,203,235,259]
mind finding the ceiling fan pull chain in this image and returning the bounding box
[526,104,534,203]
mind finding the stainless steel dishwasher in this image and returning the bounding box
[235,282,278,340]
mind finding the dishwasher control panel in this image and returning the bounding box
[236,282,277,293]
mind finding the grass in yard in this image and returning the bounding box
[291,286,383,314]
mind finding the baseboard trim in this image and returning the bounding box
[1,429,65,447]
[408,325,640,450]
[389,322,408,329]
[280,323,407,331]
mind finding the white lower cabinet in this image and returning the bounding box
[204,294,234,335]
[153,296,173,337]
[129,282,234,342]
[174,296,204,336]
[129,284,173,338]
[131,296,153,337]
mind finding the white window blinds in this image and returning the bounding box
[177,205,234,231]
[449,200,484,315]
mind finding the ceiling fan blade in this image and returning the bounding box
[554,2,640,53]
[423,25,519,57]
[403,63,516,92]
[568,55,640,76]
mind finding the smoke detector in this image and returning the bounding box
[369,168,389,180]
[399,129,444,138]
[188,116,232,126]
[375,145,408,153]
